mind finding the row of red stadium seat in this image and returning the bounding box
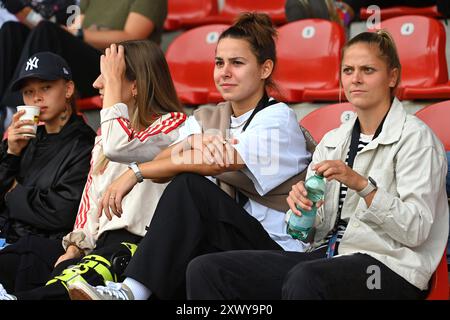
[164,1,442,32]
[162,15,450,106]
[164,0,286,31]
[300,100,450,150]
[359,5,441,20]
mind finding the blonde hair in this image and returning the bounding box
[93,40,183,174]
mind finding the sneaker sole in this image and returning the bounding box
[68,287,98,300]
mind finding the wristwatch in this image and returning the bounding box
[357,176,377,198]
[128,162,144,183]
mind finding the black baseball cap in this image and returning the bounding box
[11,52,73,91]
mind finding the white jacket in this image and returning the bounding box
[310,98,449,290]
[63,103,186,254]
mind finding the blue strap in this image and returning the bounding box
[326,233,338,258]
[0,238,6,249]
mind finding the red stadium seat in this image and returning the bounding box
[360,5,440,20]
[375,16,450,100]
[299,102,355,143]
[164,0,219,31]
[220,0,286,25]
[77,96,102,111]
[426,248,449,300]
[165,24,229,105]
[415,100,450,151]
[205,0,287,25]
[272,19,345,103]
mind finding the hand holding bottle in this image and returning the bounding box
[287,180,324,217]
[286,173,326,241]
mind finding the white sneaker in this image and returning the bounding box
[0,284,17,300]
[68,281,134,300]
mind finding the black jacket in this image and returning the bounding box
[0,114,95,243]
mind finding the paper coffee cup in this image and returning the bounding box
[17,105,40,137]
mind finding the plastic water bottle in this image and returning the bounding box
[286,173,325,241]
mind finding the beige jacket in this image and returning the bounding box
[310,98,449,290]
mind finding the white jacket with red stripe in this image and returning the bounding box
[62,103,186,254]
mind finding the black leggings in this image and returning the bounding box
[187,248,428,300]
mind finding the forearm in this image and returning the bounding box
[153,140,187,161]
[83,29,147,50]
[66,244,84,258]
[0,154,21,195]
[102,80,122,109]
[139,150,243,180]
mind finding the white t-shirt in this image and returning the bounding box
[174,100,311,252]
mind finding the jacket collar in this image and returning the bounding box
[324,98,407,148]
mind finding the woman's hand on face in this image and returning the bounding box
[6,110,35,156]
[100,43,126,84]
[98,169,138,221]
[312,161,366,191]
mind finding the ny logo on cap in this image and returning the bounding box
[26,57,40,71]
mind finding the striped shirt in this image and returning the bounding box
[315,133,373,254]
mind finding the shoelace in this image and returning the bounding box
[96,282,129,300]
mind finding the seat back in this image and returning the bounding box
[360,5,440,20]
[299,102,355,143]
[379,15,448,89]
[415,100,450,151]
[219,0,286,25]
[76,96,102,111]
[164,0,219,30]
[273,19,345,101]
[165,24,229,105]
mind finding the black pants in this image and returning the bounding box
[187,249,428,300]
[0,235,64,293]
[124,173,283,300]
[0,20,101,109]
[0,22,30,103]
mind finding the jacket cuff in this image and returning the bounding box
[62,230,94,255]
[1,153,21,171]
[356,188,394,225]
[100,103,129,123]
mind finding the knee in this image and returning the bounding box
[169,173,207,193]
[0,21,23,33]
[186,254,220,299]
[282,262,321,299]
[30,20,59,35]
